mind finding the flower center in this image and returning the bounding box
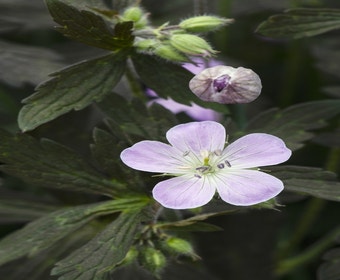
[193,149,231,178]
[213,74,231,92]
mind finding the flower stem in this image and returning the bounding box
[125,59,147,101]
[230,104,247,130]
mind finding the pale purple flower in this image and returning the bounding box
[120,121,291,209]
[148,95,221,121]
[189,65,262,104]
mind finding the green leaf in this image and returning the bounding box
[157,210,234,232]
[0,129,122,196]
[0,198,147,266]
[131,53,229,113]
[0,220,97,280]
[97,93,177,141]
[18,52,127,132]
[270,165,340,201]
[246,100,340,151]
[46,0,134,50]
[256,8,340,39]
[51,210,143,280]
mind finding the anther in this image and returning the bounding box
[196,166,210,173]
[217,163,225,169]
[194,174,202,179]
[214,149,222,156]
[182,150,190,156]
[225,160,231,167]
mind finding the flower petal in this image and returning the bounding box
[214,169,284,206]
[120,140,185,173]
[152,175,215,209]
[166,121,226,154]
[149,98,220,121]
[224,133,291,168]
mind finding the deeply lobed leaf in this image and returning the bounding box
[131,53,229,114]
[18,52,127,131]
[0,198,148,266]
[246,100,340,151]
[0,129,122,196]
[256,8,340,39]
[46,0,134,50]
[271,165,340,202]
[51,210,144,280]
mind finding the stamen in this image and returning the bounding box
[194,174,202,179]
[182,150,190,156]
[196,166,210,173]
[217,163,225,169]
[225,160,231,167]
[214,149,222,156]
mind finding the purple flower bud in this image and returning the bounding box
[189,65,262,104]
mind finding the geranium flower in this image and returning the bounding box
[120,121,291,209]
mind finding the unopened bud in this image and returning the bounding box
[134,38,159,52]
[165,237,196,256]
[118,246,138,266]
[139,247,167,276]
[189,65,262,104]
[179,16,234,33]
[122,6,148,29]
[170,34,216,57]
[154,44,189,62]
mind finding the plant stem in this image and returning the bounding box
[125,59,147,101]
[230,104,247,130]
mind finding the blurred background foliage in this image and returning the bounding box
[0,0,339,279]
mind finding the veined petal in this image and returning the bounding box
[120,140,186,173]
[214,169,284,206]
[152,175,215,209]
[166,121,226,154]
[224,133,291,168]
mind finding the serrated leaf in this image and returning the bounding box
[0,129,122,196]
[157,210,234,231]
[46,0,134,50]
[256,8,340,39]
[0,220,96,280]
[51,210,143,280]
[131,53,229,113]
[91,127,135,179]
[246,100,340,151]
[131,53,193,105]
[270,165,340,201]
[0,198,147,266]
[97,93,177,141]
[18,52,127,132]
